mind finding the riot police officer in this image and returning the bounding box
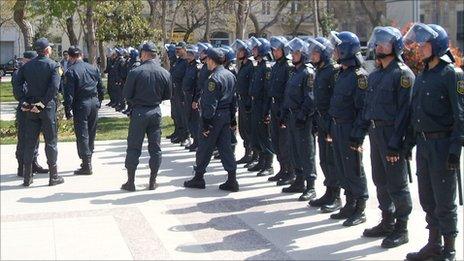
[121,42,172,191]
[183,48,238,192]
[169,42,189,145]
[13,37,64,187]
[356,26,415,248]
[63,46,105,175]
[306,37,342,212]
[404,23,464,261]
[267,36,294,186]
[248,37,275,176]
[114,48,127,112]
[12,50,49,177]
[182,44,201,150]
[231,39,255,167]
[327,31,369,226]
[280,37,317,201]
[122,48,142,116]
[104,48,117,107]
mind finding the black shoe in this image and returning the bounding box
[257,167,273,177]
[276,173,296,186]
[330,195,355,219]
[22,164,33,187]
[180,139,191,147]
[121,182,136,191]
[321,197,342,213]
[74,157,93,175]
[219,179,239,192]
[236,151,251,164]
[381,220,408,248]
[282,175,305,193]
[342,199,366,227]
[438,236,456,261]
[48,165,64,186]
[184,176,206,189]
[268,169,284,182]
[363,212,395,238]
[121,169,136,191]
[148,172,158,190]
[32,161,49,174]
[406,228,443,261]
[248,157,264,172]
[299,188,316,201]
[309,187,332,207]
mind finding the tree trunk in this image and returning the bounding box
[234,0,249,40]
[13,0,33,51]
[249,0,288,36]
[147,0,157,28]
[168,0,183,43]
[66,16,78,46]
[313,0,319,36]
[161,0,167,43]
[85,0,98,65]
[203,0,211,42]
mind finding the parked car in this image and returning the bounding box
[0,59,18,77]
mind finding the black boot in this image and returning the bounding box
[330,194,356,219]
[248,155,264,172]
[439,235,456,261]
[268,168,284,182]
[363,212,395,237]
[276,171,296,186]
[148,171,158,190]
[342,199,367,226]
[22,163,33,187]
[219,172,239,192]
[406,228,443,260]
[17,160,23,177]
[321,187,342,213]
[309,187,332,207]
[121,169,136,191]
[32,160,49,174]
[282,174,305,193]
[236,148,252,164]
[257,155,273,176]
[184,173,206,189]
[48,165,64,186]
[381,219,408,248]
[74,157,93,175]
[244,150,258,168]
[298,179,316,201]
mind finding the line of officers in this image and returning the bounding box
[11,21,463,260]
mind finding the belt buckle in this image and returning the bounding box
[371,120,376,129]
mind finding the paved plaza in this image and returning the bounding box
[1,136,463,260]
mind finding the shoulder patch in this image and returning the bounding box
[457,80,464,95]
[400,75,412,89]
[208,81,216,92]
[355,68,368,90]
[265,70,271,80]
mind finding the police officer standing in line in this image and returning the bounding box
[267,36,294,186]
[62,46,105,175]
[104,48,117,107]
[121,42,172,191]
[247,37,275,176]
[182,44,200,150]
[183,48,239,192]
[13,37,64,187]
[404,23,464,261]
[114,48,127,112]
[12,50,49,177]
[355,26,415,248]
[280,37,317,201]
[169,42,189,145]
[231,39,256,167]
[122,48,142,116]
[306,37,342,213]
[327,31,369,226]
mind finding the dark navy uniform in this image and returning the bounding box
[105,56,117,105]
[225,61,239,151]
[170,58,189,140]
[410,60,464,238]
[182,59,200,145]
[281,64,317,184]
[268,57,292,178]
[13,47,63,186]
[236,59,254,159]
[123,58,172,175]
[249,59,274,170]
[362,60,414,227]
[114,55,127,108]
[63,60,105,160]
[328,66,369,202]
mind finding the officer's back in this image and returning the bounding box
[65,53,104,102]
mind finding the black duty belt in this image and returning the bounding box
[418,131,451,141]
[370,120,394,128]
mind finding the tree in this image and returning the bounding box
[280,0,314,37]
[0,0,16,29]
[358,0,385,27]
[248,0,290,36]
[85,0,98,65]
[233,0,251,39]
[13,0,33,51]
[176,0,207,42]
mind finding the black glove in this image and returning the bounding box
[386,147,400,158]
[447,153,460,170]
[295,117,306,129]
[230,117,237,129]
[202,118,213,135]
[65,110,73,120]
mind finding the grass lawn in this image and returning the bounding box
[0,82,15,102]
[0,116,174,145]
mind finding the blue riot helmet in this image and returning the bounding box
[307,37,334,65]
[270,36,289,58]
[197,42,213,61]
[248,36,271,59]
[405,23,454,63]
[286,37,310,64]
[231,39,251,60]
[219,45,236,64]
[367,26,404,61]
[330,31,363,65]
[185,44,199,61]
[130,48,139,60]
[115,47,123,56]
